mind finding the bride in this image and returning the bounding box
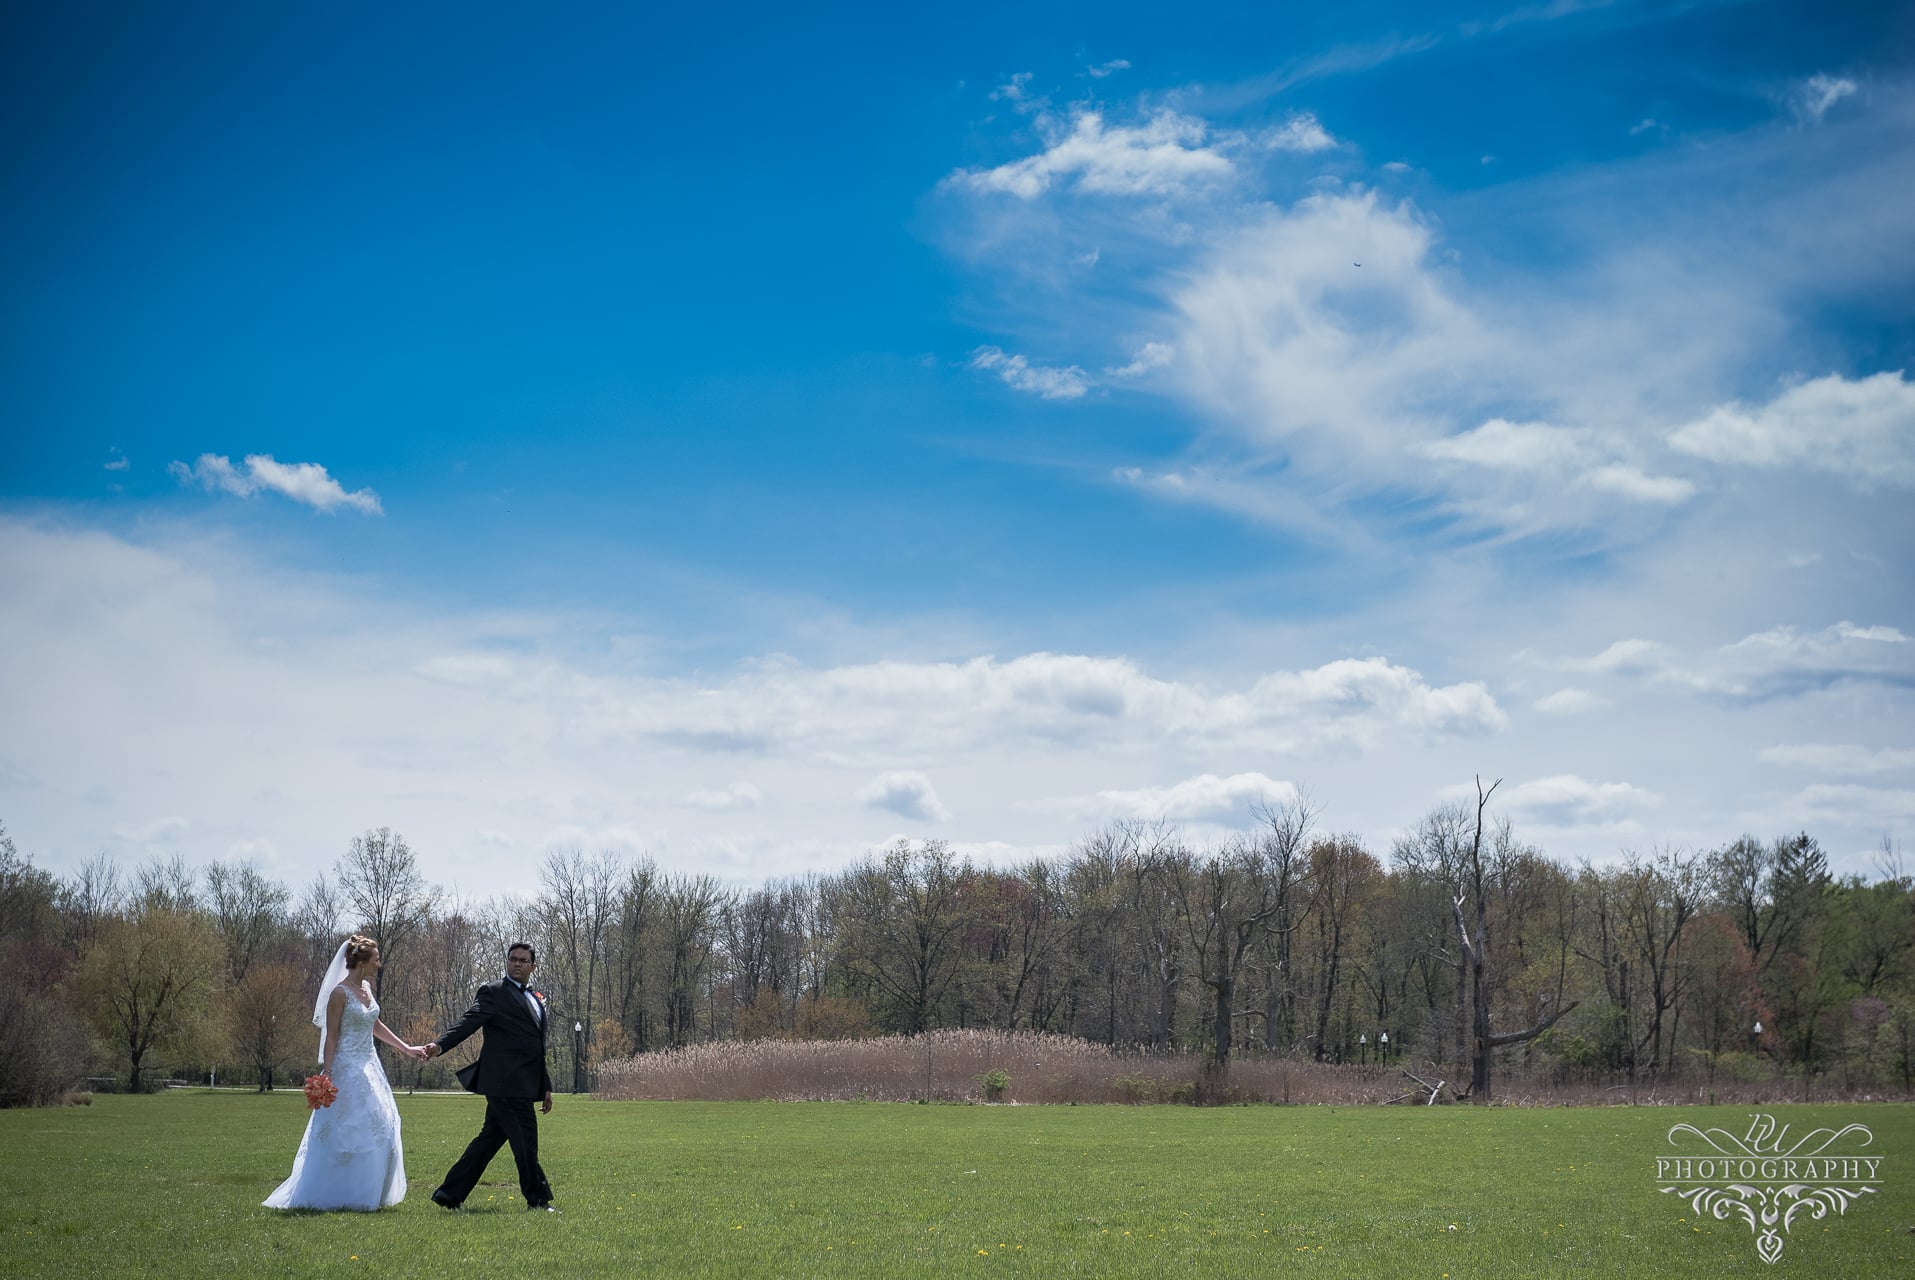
[264,934,428,1210]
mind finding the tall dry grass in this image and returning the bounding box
[594,1031,1915,1106]
[595,1031,1407,1104]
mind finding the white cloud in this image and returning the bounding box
[1265,112,1338,153]
[1084,771,1296,823]
[1759,744,1915,776]
[168,453,384,514]
[970,346,1091,399]
[628,651,1506,759]
[1533,687,1607,715]
[114,815,189,846]
[1419,419,1695,505]
[681,781,765,811]
[1422,418,1586,470]
[990,72,1034,104]
[104,448,130,472]
[1162,189,1560,483]
[1775,783,1915,830]
[949,108,1233,200]
[857,771,951,823]
[1790,74,1858,126]
[1106,341,1174,378]
[1551,622,1913,701]
[1666,371,1915,489]
[4,513,1906,885]
[1502,773,1660,825]
[1086,60,1131,80]
[1583,464,1695,505]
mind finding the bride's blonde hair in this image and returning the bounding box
[344,934,379,968]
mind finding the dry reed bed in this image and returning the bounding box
[594,1030,1405,1104]
[594,1032,1915,1105]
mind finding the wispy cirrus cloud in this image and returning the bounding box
[1789,73,1859,125]
[168,453,384,514]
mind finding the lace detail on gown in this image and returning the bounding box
[263,990,407,1210]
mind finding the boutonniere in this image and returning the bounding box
[532,990,545,1003]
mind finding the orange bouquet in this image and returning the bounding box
[304,1073,338,1110]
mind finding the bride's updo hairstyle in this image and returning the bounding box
[344,934,379,968]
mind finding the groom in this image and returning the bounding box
[425,941,558,1212]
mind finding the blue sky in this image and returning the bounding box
[3,0,1911,889]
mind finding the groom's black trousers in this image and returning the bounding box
[437,1096,552,1206]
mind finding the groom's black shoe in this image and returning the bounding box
[431,1190,462,1211]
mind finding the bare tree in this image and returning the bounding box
[837,840,972,1034]
[658,871,728,1045]
[1448,778,1578,1102]
[1304,835,1380,1062]
[58,853,124,951]
[131,854,200,913]
[1159,797,1317,1078]
[228,961,306,1090]
[536,846,620,1081]
[606,859,660,1052]
[204,860,290,985]
[335,828,441,996]
[291,873,344,972]
[0,820,58,946]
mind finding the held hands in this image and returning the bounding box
[421,1042,441,1060]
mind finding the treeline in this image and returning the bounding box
[1,798,1912,1106]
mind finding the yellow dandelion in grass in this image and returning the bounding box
[977,1249,990,1255]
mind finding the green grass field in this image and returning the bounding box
[1,1092,1909,1278]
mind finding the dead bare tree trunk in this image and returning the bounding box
[1451,777,1579,1103]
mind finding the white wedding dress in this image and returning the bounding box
[264,989,407,1210]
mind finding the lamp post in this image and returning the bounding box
[1379,1031,1389,1065]
[1359,1033,1369,1065]
[573,1021,584,1095]
[1750,1020,1763,1055]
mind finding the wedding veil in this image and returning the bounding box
[312,939,351,1063]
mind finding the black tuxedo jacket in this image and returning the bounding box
[436,978,555,1099]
